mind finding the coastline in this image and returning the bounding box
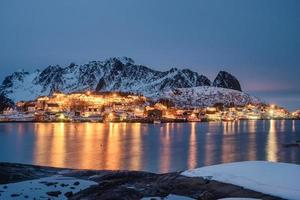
[0,118,298,124]
[0,162,282,200]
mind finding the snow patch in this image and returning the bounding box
[0,176,97,200]
[182,161,300,200]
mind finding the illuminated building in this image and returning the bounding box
[8,91,293,122]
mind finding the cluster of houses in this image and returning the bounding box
[1,91,148,122]
[0,91,295,122]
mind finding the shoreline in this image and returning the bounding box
[0,162,282,200]
[0,118,298,124]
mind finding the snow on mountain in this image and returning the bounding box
[0,56,258,107]
[1,70,45,102]
[95,60,211,97]
[0,57,211,101]
[162,86,261,107]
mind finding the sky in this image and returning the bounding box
[0,0,299,110]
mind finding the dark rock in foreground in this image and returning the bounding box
[70,171,281,200]
[0,162,282,200]
[47,190,62,197]
[0,162,60,184]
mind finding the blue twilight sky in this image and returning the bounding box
[0,0,300,110]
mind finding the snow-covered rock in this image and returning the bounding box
[162,86,261,107]
[0,57,257,107]
[0,57,212,102]
[0,176,97,200]
[182,161,300,200]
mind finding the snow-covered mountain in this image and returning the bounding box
[163,86,261,108]
[0,56,259,108]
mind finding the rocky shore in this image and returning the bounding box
[0,162,282,200]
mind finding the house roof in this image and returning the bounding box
[47,103,59,107]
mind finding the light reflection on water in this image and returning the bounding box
[267,120,277,162]
[0,120,299,173]
[188,122,197,169]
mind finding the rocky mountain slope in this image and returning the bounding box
[0,57,211,101]
[0,92,14,111]
[163,86,260,108]
[213,71,242,91]
[0,57,259,108]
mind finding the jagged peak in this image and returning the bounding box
[67,62,77,68]
[213,70,242,91]
[42,65,63,72]
[2,71,29,85]
[169,67,178,73]
[217,70,236,77]
[104,56,135,65]
[181,68,193,73]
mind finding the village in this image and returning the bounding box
[0,91,297,123]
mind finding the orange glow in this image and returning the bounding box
[128,123,142,169]
[58,113,65,120]
[33,123,66,167]
[159,123,171,172]
[267,120,278,162]
[188,122,197,169]
[32,123,145,170]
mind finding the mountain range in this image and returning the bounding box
[0,57,259,109]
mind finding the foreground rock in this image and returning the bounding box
[0,162,60,184]
[0,162,282,200]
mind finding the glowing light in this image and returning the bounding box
[190,113,196,118]
[269,110,274,115]
[107,112,114,121]
[58,113,65,120]
[248,115,259,120]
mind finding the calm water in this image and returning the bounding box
[0,120,299,173]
